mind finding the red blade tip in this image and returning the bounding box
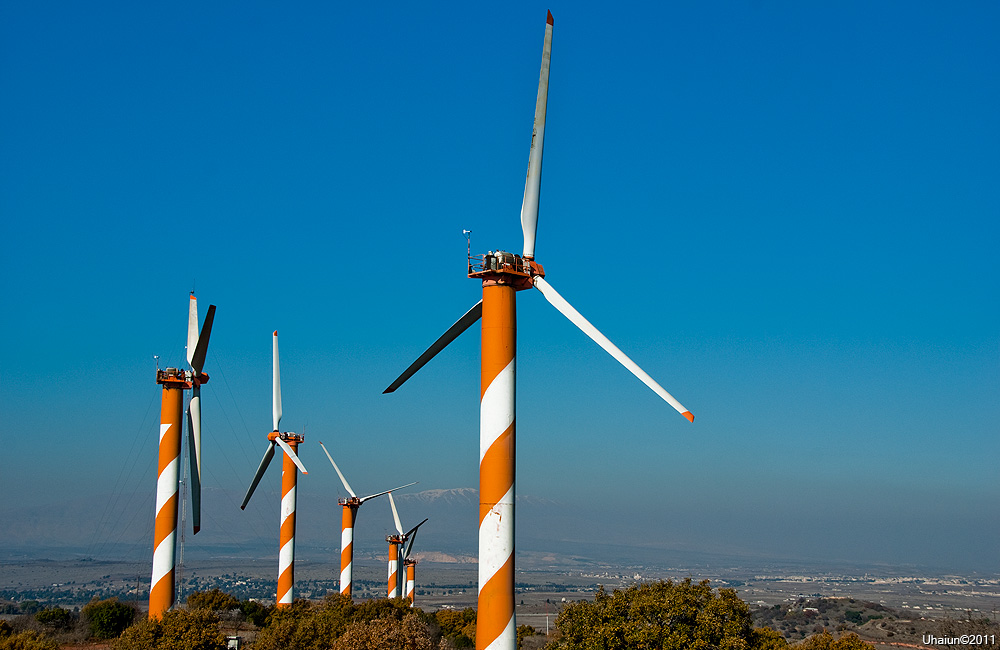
[273,330,278,336]
[682,411,694,423]
[547,10,553,25]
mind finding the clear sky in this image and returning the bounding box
[1,1,997,573]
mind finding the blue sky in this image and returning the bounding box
[1,1,998,572]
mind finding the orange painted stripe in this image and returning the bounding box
[478,422,515,526]
[149,577,173,619]
[342,506,356,528]
[682,411,694,423]
[157,389,183,474]
[481,284,516,399]
[277,566,293,597]
[341,542,352,567]
[280,513,295,540]
[476,553,514,647]
[153,494,178,548]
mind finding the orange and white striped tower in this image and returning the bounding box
[149,372,185,618]
[150,295,215,619]
[386,534,403,598]
[388,492,428,605]
[276,433,303,606]
[404,559,417,605]
[385,11,695,650]
[477,281,517,648]
[317,441,416,600]
[339,502,359,597]
[240,331,309,608]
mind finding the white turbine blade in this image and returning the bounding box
[272,331,282,430]
[533,276,694,422]
[186,294,199,368]
[317,440,357,498]
[403,517,428,541]
[403,518,428,559]
[187,385,202,534]
[241,441,276,509]
[358,481,418,504]
[189,305,216,375]
[520,11,554,261]
[383,301,482,393]
[275,437,308,474]
[388,492,404,535]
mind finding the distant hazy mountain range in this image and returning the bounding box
[3,487,995,575]
[0,487,568,564]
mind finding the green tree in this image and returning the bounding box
[435,608,476,648]
[34,606,73,630]
[81,597,137,639]
[548,579,786,650]
[111,609,225,650]
[239,599,272,627]
[0,630,61,650]
[18,602,41,615]
[187,589,240,612]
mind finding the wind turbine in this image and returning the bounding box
[240,331,309,608]
[150,293,215,618]
[384,11,694,649]
[317,441,416,599]
[387,492,428,606]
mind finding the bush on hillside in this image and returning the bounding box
[111,608,225,650]
[547,578,787,650]
[0,629,61,650]
[81,597,137,639]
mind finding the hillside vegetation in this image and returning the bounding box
[3,582,997,649]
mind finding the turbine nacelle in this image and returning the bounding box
[468,250,545,291]
[155,368,209,387]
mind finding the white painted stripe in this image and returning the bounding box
[482,614,516,650]
[478,485,514,593]
[340,564,352,591]
[480,358,515,462]
[279,538,294,575]
[281,485,296,523]
[159,422,171,443]
[151,531,175,587]
[277,586,292,605]
[155,458,179,513]
[341,525,353,592]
